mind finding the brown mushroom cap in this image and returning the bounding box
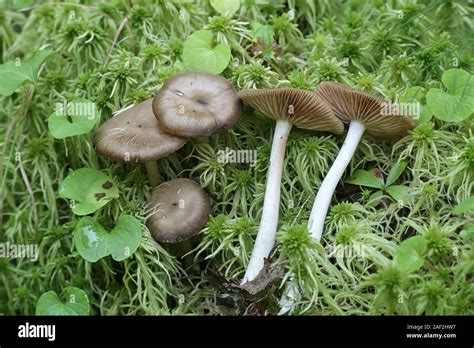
[315,81,416,139]
[237,88,344,134]
[152,72,242,137]
[95,98,186,162]
[146,178,210,243]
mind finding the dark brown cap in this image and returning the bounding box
[95,98,186,162]
[146,178,210,243]
[237,88,344,134]
[152,72,242,137]
[315,81,416,139]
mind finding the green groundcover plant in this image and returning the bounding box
[0,0,472,316]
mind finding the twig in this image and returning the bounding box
[17,153,38,233]
[105,16,130,65]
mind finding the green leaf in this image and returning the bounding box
[367,190,384,208]
[400,86,427,104]
[182,30,231,74]
[0,49,53,96]
[452,196,474,215]
[386,185,411,204]
[36,287,90,315]
[346,170,384,189]
[12,0,35,9]
[386,161,407,186]
[426,69,474,123]
[74,215,142,263]
[399,86,433,123]
[108,215,142,261]
[48,99,99,139]
[73,217,109,262]
[460,224,474,239]
[394,235,426,274]
[59,168,119,215]
[210,0,240,15]
[251,21,274,47]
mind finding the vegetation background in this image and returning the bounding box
[0,0,473,315]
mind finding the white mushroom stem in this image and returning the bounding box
[278,120,366,315]
[308,120,366,241]
[242,119,292,284]
[145,161,161,187]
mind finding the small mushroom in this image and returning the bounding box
[238,88,344,283]
[146,178,210,243]
[95,98,186,186]
[152,72,242,137]
[308,81,416,241]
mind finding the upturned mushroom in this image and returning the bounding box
[308,81,416,241]
[238,88,344,283]
[94,98,186,186]
[146,178,210,243]
[152,71,242,137]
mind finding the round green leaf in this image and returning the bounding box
[182,30,231,74]
[394,235,426,274]
[210,0,240,15]
[48,99,99,139]
[74,217,110,262]
[74,215,142,263]
[0,49,53,96]
[36,287,90,315]
[426,69,474,122]
[59,168,119,215]
[109,215,142,261]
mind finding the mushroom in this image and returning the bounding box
[308,81,416,241]
[95,98,186,187]
[238,88,344,283]
[146,178,210,243]
[152,72,242,137]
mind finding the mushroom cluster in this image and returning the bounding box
[94,71,242,244]
[239,83,415,286]
[94,71,416,290]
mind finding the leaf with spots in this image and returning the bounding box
[59,168,119,215]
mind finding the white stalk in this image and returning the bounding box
[278,120,366,315]
[308,120,366,241]
[242,119,292,284]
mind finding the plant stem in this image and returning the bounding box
[145,161,161,187]
[242,119,292,284]
[308,120,366,241]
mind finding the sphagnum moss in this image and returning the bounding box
[0,0,472,316]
